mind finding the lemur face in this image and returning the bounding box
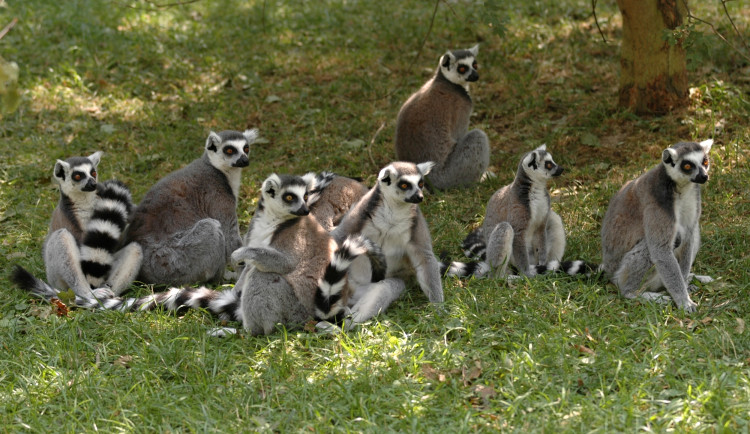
[53,151,102,196]
[378,161,434,204]
[440,44,479,85]
[523,144,564,181]
[662,140,712,185]
[261,174,310,218]
[205,129,258,171]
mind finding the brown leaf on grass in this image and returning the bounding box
[573,344,595,355]
[473,384,497,402]
[462,361,483,386]
[303,320,318,333]
[50,298,70,317]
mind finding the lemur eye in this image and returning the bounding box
[224,147,235,155]
[418,180,424,188]
[457,65,467,74]
[702,158,709,167]
[399,182,409,190]
[283,194,294,203]
[90,170,97,178]
[682,162,693,171]
[545,162,554,170]
[243,145,249,154]
[72,172,83,181]
[303,193,309,202]
[472,61,478,70]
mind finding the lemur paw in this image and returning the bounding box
[91,287,116,299]
[230,247,257,268]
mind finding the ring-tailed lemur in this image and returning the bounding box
[601,140,714,312]
[301,171,369,232]
[330,161,443,325]
[395,44,490,189]
[11,152,142,299]
[457,145,595,278]
[44,174,378,336]
[123,129,257,286]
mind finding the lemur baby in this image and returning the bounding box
[601,140,714,312]
[395,44,490,189]
[12,152,142,299]
[124,129,257,286]
[331,161,443,325]
[302,171,369,231]
[459,145,594,278]
[36,174,376,336]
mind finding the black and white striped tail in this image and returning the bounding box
[79,180,134,288]
[314,235,377,323]
[439,257,491,278]
[527,260,600,277]
[461,230,487,261]
[77,286,243,322]
[10,265,115,304]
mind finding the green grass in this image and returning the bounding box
[1,0,749,431]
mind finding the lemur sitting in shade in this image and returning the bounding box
[395,44,490,189]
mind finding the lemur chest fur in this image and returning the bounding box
[526,185,550,233]
[672,186,699,245]
[364,204,413,272]
[246,212,287,248]
[67,192,98,235]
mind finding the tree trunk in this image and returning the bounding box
[616,0,688,115]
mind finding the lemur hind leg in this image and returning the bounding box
[428,129,490,189]
[347,278,406,327]
[239,270,308,336]
[545,211,566,263]
[139,218,227,286]
[486,222,514,277]
[613,239,671,304]
[105,242,143,295]
[44,229,95,298]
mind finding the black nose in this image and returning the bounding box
[291,205,310,216]
[554,166,564,176]
[83,179,97,191]
[467,71,479,82]
[405,192,423,204]
[233,155,250,168]
[693,173,708,184]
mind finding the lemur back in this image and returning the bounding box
[124,129,257,286]
[458,145,595,278]
[395,45,490,189]
[303,172,369,232]
[601,140,714,312]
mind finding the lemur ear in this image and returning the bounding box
[243,128,259,144]
[468,44,479,56]
[699,139,713,154]
[206,131,222,152]
[441,52,454,69]
[87,151,103,168]
[300,172,317,190]
[662,148,678,166]
[417,161,435,176]
[262,174,281,198]
[378,165,396,185]
[534,144,547,152]
[54,160,69,181]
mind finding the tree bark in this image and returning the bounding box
[617,0,688,115]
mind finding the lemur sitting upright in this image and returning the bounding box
[123,129,257,286]
[12,152,142,299]
[331,161,443,325]
[36,174,378,336]
[395,44,490,189]
[601,140,714,312]
[459,145,595,278]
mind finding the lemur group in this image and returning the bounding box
[12,45,714,335]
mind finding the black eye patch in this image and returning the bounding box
[223,147,236,155]
[283,193,296,203]
[545,162,554,170]
[72,171,85,182]
[681,162,694,173]
[457,65,468,74]
[398,181,409,191]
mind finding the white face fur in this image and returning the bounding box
[53,151,102,197]
[378,161,434,205]
[205,129,258,173]
[439,44,479,88]
[522,144,564,182]
[260,174,310,220]
[662,139,712,187]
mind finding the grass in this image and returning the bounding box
[1,0,749,431]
